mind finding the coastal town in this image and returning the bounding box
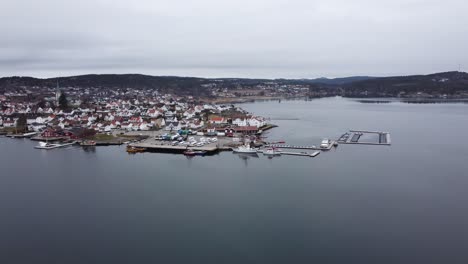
[0,83,290,155]
[0,73,404,161]
[0,80,393,157]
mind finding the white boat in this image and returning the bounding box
[262,147,282,156]
[232,144,258,154]
[34,141,76,150]
[320,138,332,149]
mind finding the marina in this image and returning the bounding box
[338,130,391,146]
[1,126,391,159]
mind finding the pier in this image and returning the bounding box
[31,136,69,141]
[129,142,219,154]
[266,144,320,150]
[265,142,335,151]
[257,149,321,157]
[280,151,321,157]
[127,136,238,154]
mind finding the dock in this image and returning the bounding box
[266,144,320,150]
[31,136,69,141]
[6,132,38,139]
[129,142,220,154]
[338,130,391,146]
[257,149,320,157]
[266,142,335,151]
[280,151,321,157]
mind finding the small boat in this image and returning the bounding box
[263,147,282,156]
[184,149,207,156]
[35,142,59,149]
[126,146,146,153]
[320,139,332,149]
[80,140,96,146]
[232,144,258,154]
[34,141,76,149]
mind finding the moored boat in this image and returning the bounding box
[262,147,282,156]
[320,138,332,150]
[184,149,207,156]
[126,146,147,153]
[34,141,77,149]
[232,144,258,154]
[80,140,97,146]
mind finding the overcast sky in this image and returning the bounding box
[0,0,467,78]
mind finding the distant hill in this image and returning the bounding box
[343,71,468,97]
[303,76,376,85]
[0,74,373,93]
[1,72,467,97]
[0,74,208,95]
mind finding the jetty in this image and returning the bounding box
[280,150,321,157]
[31,135,68,141]
[6,132,38,139]
[266,144,320,150]
[257,149,320,157]
[129,142,219,154]
[265,143,335,151]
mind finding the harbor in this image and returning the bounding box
[1,125,392,159]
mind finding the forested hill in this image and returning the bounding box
[0,74,208,95]
[0,74,370,89]
[1,72,467,97]
[0,74,372,95]
[343,71,468,97]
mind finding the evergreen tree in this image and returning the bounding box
[59,92,68,109]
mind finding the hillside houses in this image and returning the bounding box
[1,88,268,136]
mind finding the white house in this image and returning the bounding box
[248,117,266,128]
[147,108,161,118]
[232,117,248,127]
[165,121,181,131]
[183,109,196,119]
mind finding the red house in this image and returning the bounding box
[41,128,61,138]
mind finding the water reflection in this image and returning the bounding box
[355,98,468,104]
[235,153,259,167]
[82,146,96,153]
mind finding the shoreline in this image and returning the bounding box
[205,96,468,105]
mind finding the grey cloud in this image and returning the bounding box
[0,0,467,78]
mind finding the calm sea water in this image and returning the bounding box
[1,97,468,264]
